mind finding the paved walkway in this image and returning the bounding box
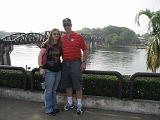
[0,97,159,120]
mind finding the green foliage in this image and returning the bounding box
[135,9,160,72]
[83,75,118,97]
[133,77,160,100]
[0,70,25,89]
[122,75,130,98]
[0,70,160,100]
[76,25,141,46]
[132,37,141,45]
[141,33,150,40]
[135,9,153,27]
[120,29,136,45]
[31,71,44,91]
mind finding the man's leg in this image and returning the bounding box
[76,90,82,105]
[61,60,74,111]
[66,87,73,105]
[69,59,83,115]
[76,89,83,115]
[76,89,82,99]
[66,87,73,97]
[61,87,74,111]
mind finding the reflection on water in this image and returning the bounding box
[87,47,148,75]
[10,45,40,70]
[10,45,160,75]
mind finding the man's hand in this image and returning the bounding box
[80,62,86,72]
[41,42,45,47]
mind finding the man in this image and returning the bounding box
[61,18,88,115]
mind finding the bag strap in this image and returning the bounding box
[46,44,48,54]
[44,44,48,55]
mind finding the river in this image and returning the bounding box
[10,44,160,75]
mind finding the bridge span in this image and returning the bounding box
[0,31,104,65]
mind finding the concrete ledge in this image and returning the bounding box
[0,87,160,115]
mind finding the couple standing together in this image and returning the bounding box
[38,18,88,116]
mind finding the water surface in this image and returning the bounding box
[10,45,160,75]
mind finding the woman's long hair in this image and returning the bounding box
[44,28,63,47]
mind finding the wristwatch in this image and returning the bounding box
[82,61,86,63]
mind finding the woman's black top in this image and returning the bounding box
[42,44,62,72]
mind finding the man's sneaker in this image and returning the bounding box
[76,105,83,115]
[61,103,74,111]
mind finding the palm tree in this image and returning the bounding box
[135,9,160,72]
[146,37,160,72]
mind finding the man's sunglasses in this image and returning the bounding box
[63,23,71,27]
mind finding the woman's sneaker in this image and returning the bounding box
[54,108,59,113]
[76,105,83,115]
[61,103,74,111]
[46,111,56,116]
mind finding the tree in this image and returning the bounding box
[135,9,160,72]
[141,33,150,40]
[105,33,117,46]
[119,29,136,45]
[146,38,160,72]
[132,37,140,45]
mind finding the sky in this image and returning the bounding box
[0,0,160,35]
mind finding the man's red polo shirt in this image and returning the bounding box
[62,31,87,60]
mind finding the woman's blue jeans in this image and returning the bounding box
[43,69,61,113]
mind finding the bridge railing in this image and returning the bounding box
[129,72,160,100]
[30,68,39,92]
[30,69,123,99]
[0,65,28,90]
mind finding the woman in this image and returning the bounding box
[38,28,62,116]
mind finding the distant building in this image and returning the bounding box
[143,41,150,46]
[138,36,145,42]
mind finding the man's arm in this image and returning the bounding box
[41,39,48,47]
[82,49,88,62]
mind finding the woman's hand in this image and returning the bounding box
[39,68,45,75]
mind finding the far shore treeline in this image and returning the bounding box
[0,26,150,47]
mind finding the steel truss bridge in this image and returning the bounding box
[0,31,104,65]
[0,31,104,45]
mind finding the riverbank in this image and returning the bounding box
[99,45,147,49]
